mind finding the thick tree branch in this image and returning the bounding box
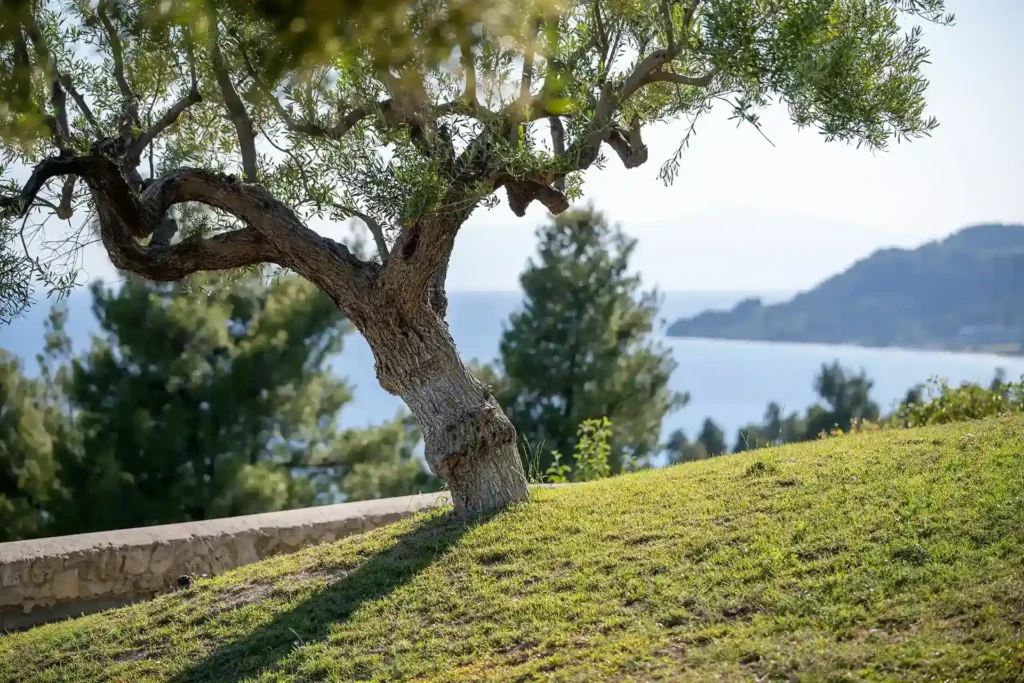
[96,213,282,281]
[504,179,569,217]
[377,71,455,161]
[605,119,648,168]
[0,156,90,220]
[506,17,543,136]
[49,75,71,148]
[142,169,373,305]
[518,21,540,108]
[150,215,178,246]
[273,99,372,140]
[428,253,450,318]
[594,0,608,51]
[1,155,275,280]
[378,183,478,311]
[12,30,32,106]
[23,15,73,150]
[185,28,199,92]
[592,1,704,129]
[211,32,258,180]
[547,0,703,193]
[436,98,487,118]
[57,177,76,220]
[5,153,375,318]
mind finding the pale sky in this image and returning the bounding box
[63,0,1024,294]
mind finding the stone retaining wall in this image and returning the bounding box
[0,492,449,631]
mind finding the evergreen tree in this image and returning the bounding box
[696,418,727,457]
[0,351,64,542]
[665,428,706,464]
[805,362,880,437]
[487,208,686,473]
[1,273,439,540]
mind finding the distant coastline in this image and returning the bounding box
[666,223,1024,357]
[662,334,1024,360]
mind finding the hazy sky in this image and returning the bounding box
[59,0,1024,294]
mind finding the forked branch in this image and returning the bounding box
[58,74,100,131]
[127,87,202,166]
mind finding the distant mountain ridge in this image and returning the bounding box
[666,224,1024,355]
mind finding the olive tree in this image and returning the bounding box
[1,0,950,513]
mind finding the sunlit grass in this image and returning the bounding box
[2,416,1023,682]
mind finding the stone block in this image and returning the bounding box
[29,557,63,585]
[210,545,234,575]
[136,574,165,592]
[80,579,116,598]
[1,561,26,587]
[111,579,135,595]
[149,543,176,576]
[122,547,153,575]
[53,568,79,600]
[0,490,448,629]
[1,586,24,607]
[99,550,124,579]
[278,527,306,548]
[181,540,212,577]
[62,551,91,573]
[233,535,259,566]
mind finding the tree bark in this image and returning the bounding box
[358,301,530,515]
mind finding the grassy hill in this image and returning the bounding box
[2,417,1023,682]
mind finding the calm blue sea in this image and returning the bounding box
[4,290,1023,443]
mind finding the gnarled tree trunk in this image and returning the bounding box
[358,301,530,514]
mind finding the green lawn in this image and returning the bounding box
[3,416,1023,682]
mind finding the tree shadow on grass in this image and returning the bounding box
[169,510,490,683]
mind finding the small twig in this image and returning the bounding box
[460,39,476,104]
[549,116,566,191]
[96,0,138,126]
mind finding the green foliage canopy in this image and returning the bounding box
[0,0,951,322]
